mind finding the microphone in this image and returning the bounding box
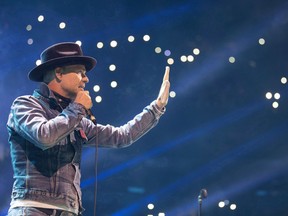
[87,109,96,124]
[198,188,208,202]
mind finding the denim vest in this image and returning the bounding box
[7,83,164,214]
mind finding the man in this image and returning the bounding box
[7,42,170,216]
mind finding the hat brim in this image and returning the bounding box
[28,56,97,82]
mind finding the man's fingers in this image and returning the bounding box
[163,66,170,82]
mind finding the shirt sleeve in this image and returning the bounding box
[83,100,165,148]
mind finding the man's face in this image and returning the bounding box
[57,64,89,99]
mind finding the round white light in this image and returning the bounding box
[274,93,280,100]
[229,56,236,63]
[155,47,162,54]
[26,25,32,31]
[95,96,102,103]
[59,22,66,29]
[218,201,225,208]
[167,58,174,65]
[265,92,272,99]
[38,15,44,22]
[230,204,237,210]
[128,35,135,42]
[193,48,200,55]
[259,38,265,45]
[93,85,100,92]
[281,77,287,84]
[180,55,187,62]
[169,91,176,98]
[111,81,118,88]
[143,34,150,42]
[187,55,194,62]
[110,40,117,48]
[147,203,154,210]
[36,59,41,66]
[109,64,116,71]
[272,101,279,108]
[97,42,104,49]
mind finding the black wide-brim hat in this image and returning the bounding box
[28,42,97,82]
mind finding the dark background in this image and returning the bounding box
[1,0,288,215]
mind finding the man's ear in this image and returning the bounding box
[54,67,62,82]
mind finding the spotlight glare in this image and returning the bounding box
[109,64,116,71]
[218,201,225,208]
[38,15,44,22]
[281,77,287,84]
[36,59,41,66]
[230,204,237,210]
[167,58,174,65]
[95,96,102,103]
[169,91,176,98]
[93,85,100,92]
[111,81,118,88]
[75,40,82,46]
[164,50,171,57]
[229,56,236,63]
[155,47,162,54]
[26,25,32,31]
[158,213,165,216]
[274,93,280,100]
[27,38,33,45]
[59,22,66,29]
[180,55,187,62]
[128,35,135,42]
[272,101,279,108]
[143,34,150,42]
[193,48,200,55]
[259,38,265,45]
[265,92,272,99]
[97,42,104,49]
[110,40,118,48]
[187,55,194,62]
[147,203,154,210]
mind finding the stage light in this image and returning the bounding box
[258,38,265,45]
[59,22,66,29]
[229,56,236,63]
[167,58,174,65]
[265,92,272,99]
[95,96,102,103]
[27,38,33,45]
[155,47,161,54]
[97,42,104,49]
[272,101,279,108]
[274,93,280,100]
[26,25,32,31]
[187,55,194,62]
[147,203,154,210]
[164,50,171,57]
[38,15,44,22]
[93,85,100,92]
[193,48,200,55]
[36,60,41,66]
[230,204,237,210]
[281,77,287,84]
[169,91,176,98]
[143,34,150,42]
[158,213,165,216]
[111,81,117,88]
[75,41,82,46]
[110,40,117,48]
[109,64,116,71]
[128,35,135,42]
[218,201,225,208]
[180,55,187,62]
